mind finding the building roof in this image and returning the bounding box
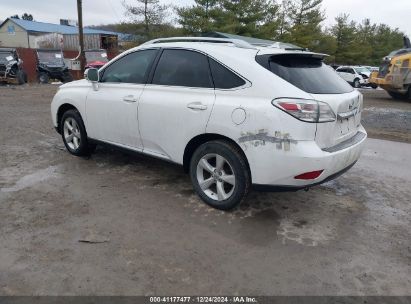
[1,18,119,36]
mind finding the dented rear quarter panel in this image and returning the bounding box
[206,72,318,184]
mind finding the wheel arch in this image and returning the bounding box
[183,133,252,181]
[56,103,79,133]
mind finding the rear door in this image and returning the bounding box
[138,49,215,162]
[346,68,356,83]
[336,67,347,81]
[338,67,352,82]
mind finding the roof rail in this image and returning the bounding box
[141,37,257,50]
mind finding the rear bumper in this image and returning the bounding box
[246,126,367,187]
[253,160,357,192]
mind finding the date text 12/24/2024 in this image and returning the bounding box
[150,297,258,303]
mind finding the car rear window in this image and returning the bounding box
[209,58,246,89]
[256,54,353,94]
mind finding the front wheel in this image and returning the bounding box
[353,78,361,88]
[61,110,92,156]
[38,72,49,84]
[190,140,251,210]
[16,70,25,85]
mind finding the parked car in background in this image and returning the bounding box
[0,48,27,85]
[364,66,379,72]
[85,49,109,69]
[36,49,73,84]
[336,66,377,88]
[51,37,367,210]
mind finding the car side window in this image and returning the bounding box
[209,58,246,89]
[349,68,355,74]
[152,49,213,88]
[101,49,157,84]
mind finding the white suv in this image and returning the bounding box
[336,66,370,88]
[51,37,367,210]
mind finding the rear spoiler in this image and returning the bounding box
[256,50,329,60]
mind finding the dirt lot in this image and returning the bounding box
[360,89,411,143]
[0,85,410,295]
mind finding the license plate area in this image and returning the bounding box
[337,115,357,136]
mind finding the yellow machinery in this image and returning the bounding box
[370,37,411,100]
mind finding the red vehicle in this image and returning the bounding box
[85,49,109,69]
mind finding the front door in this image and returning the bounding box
[85,49,158,149]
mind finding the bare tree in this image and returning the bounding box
[123,0,169,37]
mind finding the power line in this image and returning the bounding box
[106,0,122,22]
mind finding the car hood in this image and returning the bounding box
[60,78,89,89]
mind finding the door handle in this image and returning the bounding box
[187,102,207,110]
[123,95,137,103]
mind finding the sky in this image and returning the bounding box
[0,0,410,36]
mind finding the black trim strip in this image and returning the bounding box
[322,131,366,153]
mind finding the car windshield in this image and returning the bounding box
[85,51,108,64]
[0,52,15,64]
[37,51,64,66]
[257,54,353,94]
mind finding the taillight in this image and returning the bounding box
[272,98,336,123]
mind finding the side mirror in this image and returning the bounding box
[85,68,99,82]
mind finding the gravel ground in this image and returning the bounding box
[360,89,411,143]
[0,84,410,296]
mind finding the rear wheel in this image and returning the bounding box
[370,83,378,89]
[61,110,91,156]
[189,140,251,210]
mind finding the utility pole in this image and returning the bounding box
[77,0,85,73]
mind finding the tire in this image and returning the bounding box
[371,83,378,89]
[16,70,25,85]
[353,78,361,88]
[388,91,408,100]
[38,72,49,84]
[189,140,251,210]
[61,109,91,156]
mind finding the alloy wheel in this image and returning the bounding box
[63,117,81,150]
[196,153,236,201]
